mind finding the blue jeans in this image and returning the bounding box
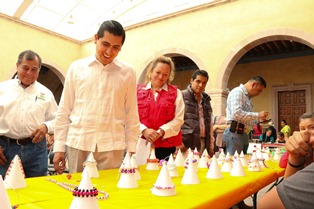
[0,138,48,177]
[222,128,249,155]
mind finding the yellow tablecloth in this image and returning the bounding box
[7,160,284,209]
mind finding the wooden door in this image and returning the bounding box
[278,90,306,134]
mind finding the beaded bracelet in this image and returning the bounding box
[153,184,175,190]
[288,160,305,168]
[73,187,99,197]
[120,168,136,173]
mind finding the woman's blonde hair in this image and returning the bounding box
[145,56,175,84]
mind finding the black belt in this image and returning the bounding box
[0,136,33,145]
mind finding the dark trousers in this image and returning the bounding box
[155,147,176,160]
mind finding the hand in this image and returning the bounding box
[53,152,66,174]
[286,131,310,161]
[259,111,270,122]
[178,144,187,153]
[31,124,48,143]
[0,146,8,166]
[143,128,161,143]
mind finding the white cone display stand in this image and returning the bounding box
[181,154,200,184]
[250,150,258,162]
[230,157,246,177]
[217,149,226,165]
[69,169,100,209]
[239,151,248,167]
[262,147,271,161]
[273,148,281,160]
[130,154,141,180]
[198,149,211,168]
[206,156,223,179]
[174,149,185,167]
[117,156,138,189]
[167,154,178,177]
[151,161,176,196]
[146,149,159,170]
[248,159,262,172]
[193,147,200,162]
[120,151,131,170]
[233,150,239,158]
[0,175,12,209]
[4,155,26,189]
[221,157,233,173]
[254,149,267,168]
[82,152,99,178]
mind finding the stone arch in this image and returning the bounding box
[137,48,207,86]
[213,28,314,116]
[216,28,314,90]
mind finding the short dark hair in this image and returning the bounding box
[278,132,284,137]
[281,119,287,124]
[191,70,209,81]
[97,20,126,45]
[249,76,267,88]
[17,50,42,68]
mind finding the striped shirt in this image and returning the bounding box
[226,84,259,130]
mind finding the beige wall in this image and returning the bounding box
[1,0,314,120]
[0,16,80,80]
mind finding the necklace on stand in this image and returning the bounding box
[45,178,109,200]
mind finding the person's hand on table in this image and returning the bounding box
[53,152,66,174]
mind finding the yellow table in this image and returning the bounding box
[7,160,284,209]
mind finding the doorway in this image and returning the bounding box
[278,90,306,133]
[272,84,312,133]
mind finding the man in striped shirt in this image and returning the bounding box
[223,76,269,156]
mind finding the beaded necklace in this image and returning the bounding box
[45,178,109,200]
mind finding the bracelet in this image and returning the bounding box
[73,187,98,197]
[288,160,305,168]
[147,159,159,163]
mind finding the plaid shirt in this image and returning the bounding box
[226,84,259,130]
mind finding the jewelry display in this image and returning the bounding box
[45,178,109,200]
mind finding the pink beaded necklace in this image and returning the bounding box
[45,178,109,200]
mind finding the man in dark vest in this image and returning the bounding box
[180,70,214,157]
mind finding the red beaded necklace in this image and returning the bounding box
[45,178,109,200]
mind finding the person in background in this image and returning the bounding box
[259,128,275,143]
[267,121,277,140]
[137,56,184,160]
[0,50,57,177]
[53,20,140,174]
[213,115,227,152]
[181,70,214,157]
[223,76,269,155]
[280,119,291,140]
[258,112,314,209]
[223,76,269,209]
[252,122,263,140]
[276,132,285,143]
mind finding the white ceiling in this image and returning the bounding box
[0,0,219,42]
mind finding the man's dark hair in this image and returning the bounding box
[191,69,209,81]
[97,20,126,45]
[250,76,267,88]
[17,50,42,68]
